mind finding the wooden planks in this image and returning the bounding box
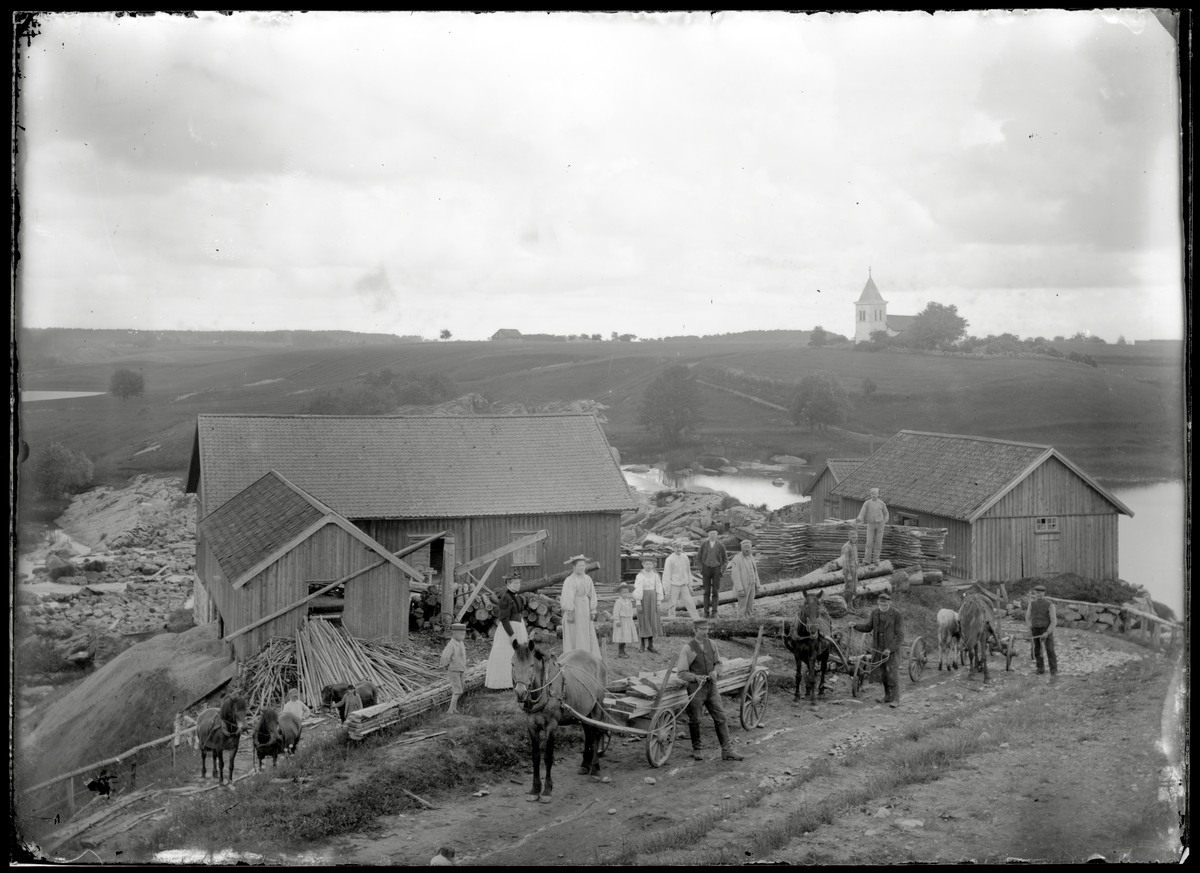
[602,656,773,721]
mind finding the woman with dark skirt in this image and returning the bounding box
[486,573,529,690]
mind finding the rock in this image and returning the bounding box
[607,808,617,815]
[771,455,807,465]
[644,777,656,785]
[875,807,891,818]
[895,819,924,830]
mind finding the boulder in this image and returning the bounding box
[771,455,807,466]
[165,607,196,634]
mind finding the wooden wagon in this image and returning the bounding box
[831,628,930,696]
[562,630,773,768]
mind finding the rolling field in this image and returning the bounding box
[15,339,1183,494]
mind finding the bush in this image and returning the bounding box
[791,371,852,431]
[1009,574,1140,604]
[110,368,145,401]
[33,441,94,499]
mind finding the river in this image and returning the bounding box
[623,470,1185,616]
[21,390,106,402]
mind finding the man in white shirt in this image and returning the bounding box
[662,541,700,620]
[856,487,890,566]
[730,540,760,618]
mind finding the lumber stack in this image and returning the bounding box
[603,656,773,719]
[345,662,488,740]
[754,521,952,575]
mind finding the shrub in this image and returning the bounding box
[33,441,94,499]
[109,368,145,401]
[791,371,852,431]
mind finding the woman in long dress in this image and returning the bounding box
[559,555,600,658]
[632,555,665,653]
[486,573,529,690]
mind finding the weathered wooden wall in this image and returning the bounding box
[806,470,843,524]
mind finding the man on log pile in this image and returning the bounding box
[852,590,904,707]
[663,540,701,620]
[840,524,860,608]
[697,528,728,619]
[856,487,889,566]
[674,619,745,762]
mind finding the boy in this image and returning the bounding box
[440,622,469,713]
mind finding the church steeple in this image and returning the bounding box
[854,270,888,342]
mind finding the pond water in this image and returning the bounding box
[21,390,105,402]
[623,468,811,511]
[1112,481,1185,618]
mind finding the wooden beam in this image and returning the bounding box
[455,561,498,623]
[441,535,456,631]
[455,530,548,577]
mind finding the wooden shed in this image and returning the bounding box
[803,458,866,523]
[187,413,636,643]
[829,431,1133,582]
[197,470,418,660]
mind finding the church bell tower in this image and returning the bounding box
[854,269,888,343]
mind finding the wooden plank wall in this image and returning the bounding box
[981,456,1118,517]
[973,515,1118,581]
[357,512,623,590]
[806,471,840,523]
[343,560,410,645]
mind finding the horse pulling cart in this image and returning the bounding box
[561,629,773,768]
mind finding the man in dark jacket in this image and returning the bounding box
[853,591,904,706]
[696,529,728,618]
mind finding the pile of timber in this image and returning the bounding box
[603,656,773,719]
[417,582,562,638]
[755,521,952,575]
[345,662,488,740]
[291,619,442,710]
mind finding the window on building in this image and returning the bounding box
[897,513,920,527]
[1035,517,1059,533]
[510,531,541,566]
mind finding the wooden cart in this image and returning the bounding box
[839,630,930,696]
[563,630,772,769]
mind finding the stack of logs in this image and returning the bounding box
[755,521,952,576]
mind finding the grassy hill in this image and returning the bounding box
[15,338,1183,498]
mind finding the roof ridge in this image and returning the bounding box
[196,412,601,420]
[896,430,1054,451]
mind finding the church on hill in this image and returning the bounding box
[854,270,916,343]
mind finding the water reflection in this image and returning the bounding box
[1112,481,1184,617]
[22,390,106,402]
[623,468,811,511]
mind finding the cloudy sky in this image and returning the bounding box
[17,11,1183,341]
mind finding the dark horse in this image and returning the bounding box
[253,708,287,772]
[320,682,378,723]
[511,638,608,802]
[196,693,248,785]
[783,590,835,706]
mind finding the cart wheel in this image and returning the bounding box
[908,636,927,683]
[740,669,769,730]
[644,708,677,768]
[850,667,862,698]
[1004,638,1014,673]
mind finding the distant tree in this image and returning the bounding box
[591,333,602,341]
[301,391,345,414]
[1116,335,1127,345]
[1067,351,1099,368]
[439,329,452,341]
[619,333,636,342]
[791,370,853,431]
[903,302,968,349]
[638,364,703,446]
[34,441,94,499]
[809,326,828,347]
[611,331,620,341]
[861,377,877,398]
[109,368,145,401]
[1053,335,1065,342]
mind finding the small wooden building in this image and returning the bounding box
[803,458,866,523]
[829,431,1133,582]
[187,413,636,648]
[197,470,417,660]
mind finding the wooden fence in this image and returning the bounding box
[1045,595,1182,651]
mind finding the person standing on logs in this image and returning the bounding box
[840,524,860,608]
[697,528,728,619]
[633,554,666,653]
[856,488,890,567]
[663,540,701,620]
[730,539,760,618]
[674,619,745,762]
[486,573,529,690]
[560,555,600,658]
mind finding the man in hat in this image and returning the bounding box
[663,540,701,620]
[440,622,469,713]
[856,487,890,566]
[674,619,745,762]
[730,539,760,619]
[1025,584,1058,679]
[696,528,728,618]
[851,591,904,706]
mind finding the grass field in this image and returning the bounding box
[15,338,1184,499]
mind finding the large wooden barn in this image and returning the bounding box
[198,470,419,660]
[187,413,636,653]
[828,431,1133,582]
[803,458,867,523]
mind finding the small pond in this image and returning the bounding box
[624,467,810,512]
[21,391,106,402]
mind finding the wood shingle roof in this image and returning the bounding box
[830,430,1132,522]
[802,458,865,496]
[188,413,636,519]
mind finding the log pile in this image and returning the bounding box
[345,662,488,740]
[754,521,952,575]
[414,583,563,638]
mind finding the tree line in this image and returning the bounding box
[299,369,461,415]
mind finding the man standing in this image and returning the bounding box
[856,487,890,566]
[663,540,701,620]
[1025,584,1058,680]
[696,528,728,619]
[852,591,904,707]
[840,524,860,608]
[674,619,744,762]
[730,540,760,618]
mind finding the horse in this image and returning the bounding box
[958,584,1006,683]
[782,590,835,706]
[937,608,961,671]
[510,638,608,802]
[320,682,378,723]
[253,708,287,772]
[196,693,248,785]
[279,708,303,756]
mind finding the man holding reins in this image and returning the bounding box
[674,619,744,762]
[1025,583,1058,680]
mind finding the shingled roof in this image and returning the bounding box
[886,314,916,332]
[188,414,636,519]
[802,458,865,496]
[830,431,1132,522]
[856,274,886,304]
[197,470,412,587]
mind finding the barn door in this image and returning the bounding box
[1035,530,1061,575]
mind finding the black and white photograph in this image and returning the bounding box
[12,10,1187,865]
